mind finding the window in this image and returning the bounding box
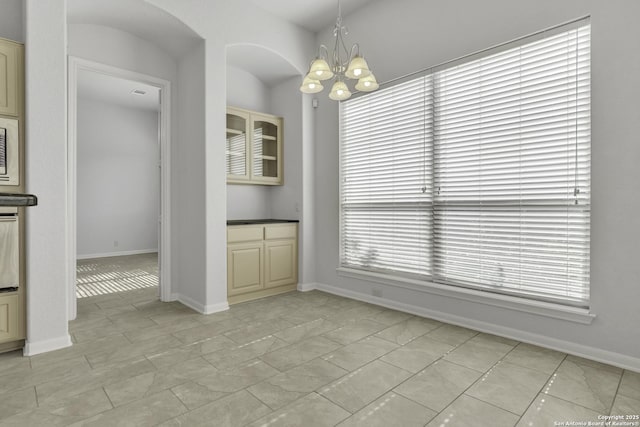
[340,19,590,307]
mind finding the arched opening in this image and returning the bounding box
[225,43,316,295]
[65,0,204,320]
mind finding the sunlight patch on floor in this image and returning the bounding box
[76,253,158,298]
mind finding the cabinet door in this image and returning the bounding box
[0,294,19,343]
[0,40,20,117]
[250,114,282,185]
[264,239,297,288]
[226,108,251,182]
[227,242,263,296]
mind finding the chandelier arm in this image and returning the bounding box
[348,43,360,62]
[339,29,352,69]
[333,29,343,73]
[318,44,329,60]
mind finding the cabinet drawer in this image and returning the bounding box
[265,224,297,240]
[227,226,263,243]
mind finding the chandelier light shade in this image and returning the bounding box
[355,73,379,92]
[345,55,371,79]
[307,58,334,80]
[329,80,352,101]
[300,76,324,93]
[300,0,378,101]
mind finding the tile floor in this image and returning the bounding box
[0,287,638,426]
[76,253,158,298]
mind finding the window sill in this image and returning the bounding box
[336,267,596,325]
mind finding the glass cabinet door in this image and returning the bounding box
[226,109,250,181]
[251,115,282,183]
[226,107,283,185]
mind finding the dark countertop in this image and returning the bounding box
[227,219,299,226]
[0,193,38,207]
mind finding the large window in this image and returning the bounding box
[340,19,590,307]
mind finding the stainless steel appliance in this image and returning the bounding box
[0,117,19,186]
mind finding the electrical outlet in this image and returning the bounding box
[114,240,119,247]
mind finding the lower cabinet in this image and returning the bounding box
[227,223,298,304]
[227,243,263,296]
[264,239,297,288]
[0,294,19,342]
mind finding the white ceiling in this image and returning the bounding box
[67,0,201,59]
[248,0,378,32]
[78,70,160,112]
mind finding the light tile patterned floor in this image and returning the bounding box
[0,287,639,426]
[76,253,158,298]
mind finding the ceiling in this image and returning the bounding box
[248,0,378,32]
[78,70,160,112]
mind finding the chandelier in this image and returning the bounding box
[299,1,379,101]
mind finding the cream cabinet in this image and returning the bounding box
[0,294,19,342]
[226,107,283,186]
[0,37,25,353]
[227,222,297,304]
[0,38,21,117]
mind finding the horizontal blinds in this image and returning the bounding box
[226,133,246,175]
[341,77,433,277]
[433,24,590,305]
[340,19,590,307]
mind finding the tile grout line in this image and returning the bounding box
[312,321,485,421]
[397,337,532,425]
[609,368,625,415]
[513,352,569,425]
[101,385,116,411]
[462,339,558,420]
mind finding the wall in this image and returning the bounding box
[173,40,208,311]
[226,65,271,220]
[268,77,308,279]
[68,24,178,82]
[76,97,159,258]
[24,0,71,355]
[0,0,23,42]
[313,0,640,370]
[268,77,302,221]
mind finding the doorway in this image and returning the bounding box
[67,57,172,321]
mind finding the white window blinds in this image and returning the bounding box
[340,19,590,307]
[341,77,433,277]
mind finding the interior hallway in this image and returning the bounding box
[0,289,638,425]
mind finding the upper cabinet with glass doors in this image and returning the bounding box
[226,107,283,185]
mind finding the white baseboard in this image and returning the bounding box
[297,282,319,292]
[24,334,73,356]
[313,282,640,373]
[76,249,158,260]
[174,293,229,315]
